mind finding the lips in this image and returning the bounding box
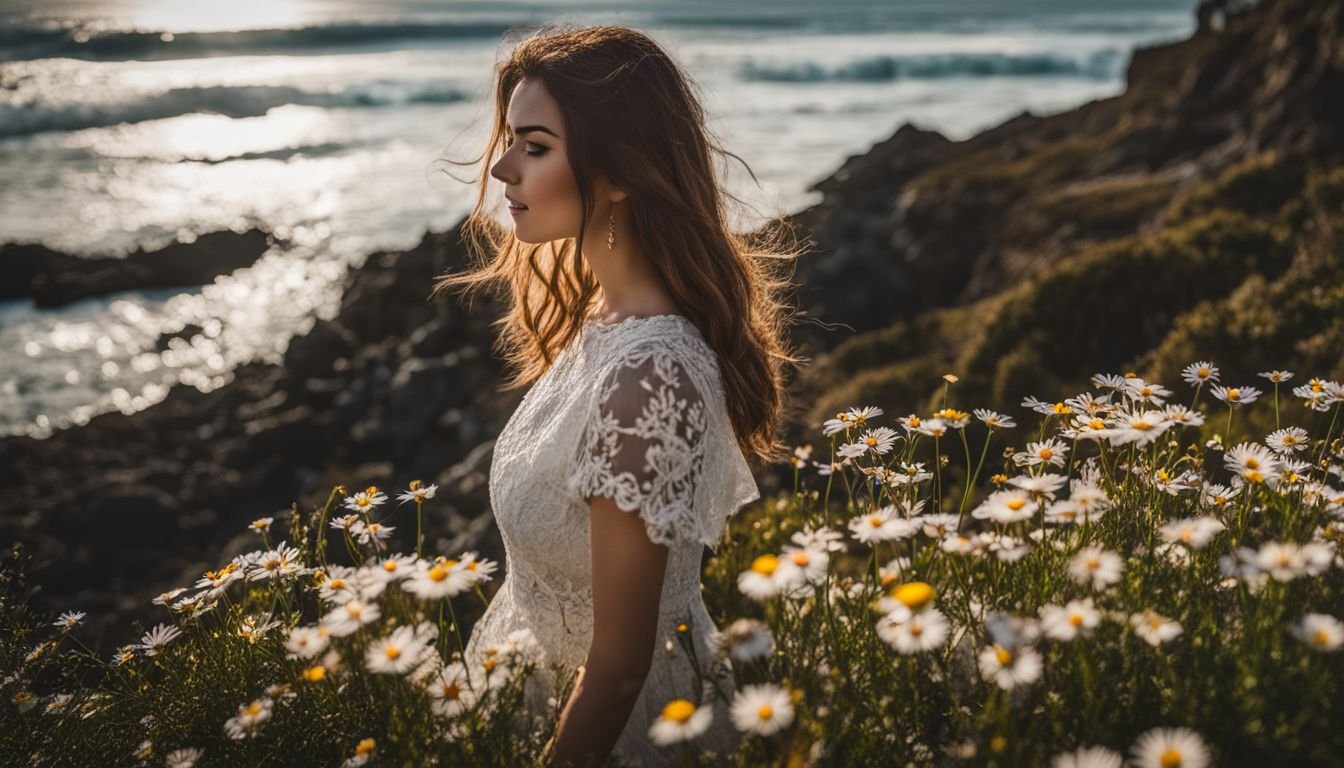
[506,195,528,210]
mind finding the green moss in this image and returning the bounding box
[911,131,1117,197]
[1032,175,1179,236]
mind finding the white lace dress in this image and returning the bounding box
[464,313,760,766]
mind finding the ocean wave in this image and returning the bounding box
[0,82,467,138]
[0,21,523,62]
[738,49,1127,83]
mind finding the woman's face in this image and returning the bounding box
[490,77,588,245]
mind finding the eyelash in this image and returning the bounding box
[507,138,548,157]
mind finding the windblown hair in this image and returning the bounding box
[431,24,805,467]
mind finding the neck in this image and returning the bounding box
[580,204,679,322]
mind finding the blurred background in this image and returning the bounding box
[4,0,1342,650]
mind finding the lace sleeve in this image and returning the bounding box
[568,344,710,547]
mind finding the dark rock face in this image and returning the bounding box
[785,0,1344,350]
[0,228,275,307]
[0,225,515,649]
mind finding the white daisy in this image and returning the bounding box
[1159,517,1226,550]
[737,554,803,601]
[1265,427,1310,454]
[876,608,950,654]
[977,643,1042,690]
[974,409,1016,429]
[649,698,713,745]
[1211,385,1261,407]
[343,486,389,514]
[790,525,845,552]
[402,560,475,600]
[284,626,331,660]
[428,661,477,718]
[1130,727,1210,768]
[848,506,919,544]
[53,611,86,630]
[321,598,381,637]
[1040,598,1101,641]
[1224,442,1281,486]
[711,618,775,663]
[730,683,794,736]
[1045,481,1112,525]
[919,513,961,538]
[164,747,204,768]
[349,520,396,548]
[1051,745,1122,768]
[1181,361,1219,386]
[1292,613,1344,652]
[1200,482,1240,510]
[1105,409,1171,447]
[137,623,183,656]
[1255,541,1308,581]
[1069,547,1125,590]
[1124,378,1172,405]
[1130,610,1183,647]
[246,544,304,582]
[1162,404,1205,427]
[1014,439,1069,468]
[855,427,901,455]
[365,625,431,675]
[971,489,1037,525]
[223,697,273,739]
[396,481,438,505]
[1259,370,1293,383]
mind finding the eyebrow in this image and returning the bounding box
[507,124,559,139]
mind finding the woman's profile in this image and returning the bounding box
[432,24,803,767]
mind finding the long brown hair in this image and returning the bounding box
[431,24,804,467]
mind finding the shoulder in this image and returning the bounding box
[599,317,719,390]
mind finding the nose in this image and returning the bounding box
[490,146,517,185]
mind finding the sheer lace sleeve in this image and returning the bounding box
[568,343,711,547]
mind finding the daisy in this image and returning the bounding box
[246,544,304,582]
[340,738,377,768]
[428,661,478,717]
[920,513,960,538]
[848,506,919,544]
[1040,598,1101,641]
[1265,427,1309,454]
[1181,361,1219,386]
[1090,374,1129,395]
[914,418,949,438]
[321,598,381,637]
[343,486,389,514]
[1292,613,1344,652]
[790,525,845,552]
[1105,409,1171,447]
[1124,379,1172,405]
[223,697,273,739]
[1259,370,1293,383]
[737,554,803,601]
[1130,611,1183,647]
[1051,745,1122,768]
[1014,438,1069,468]
[974,409,1016,429]
[1224,442,1281,486]
[977,643,1042,690]
[137,623,183,656]
[932,408,971,429]
[711,618,775,663]
[891,462,933,486]
[1130,727,1210,768]
[1159,517,1225,549]
[402,559,476,600]
[780,545,829,589]
[349,520,396,548]
[1211,385,1261,407]
[367,553,420,583]
[365,625,431,675]
[53,611,85,630]
[237,614,282,644]
[649,698,713,745]
[1255,541,1307,581]
[856,427,901,455]
[284,626,331,659]
[1200,483,1239,509]
[1008,473,1068,499]
[1162,404,1205,427]
[971,489,1037,525]
[875,581,937,616]
[1045,481,1112,525]
[730,683,794,736]
[1293,380,1334,412]
[152,588,188,606]
[876,608,950,654]
[836,441,871,460]
[317,565,360,605]
[396,480,438,505]
[1069,547,1125,590]
[164,748,204,768]
[1062,415,1113,442]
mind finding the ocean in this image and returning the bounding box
[0,0,1197,437]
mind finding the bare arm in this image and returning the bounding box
[545,493,669,768]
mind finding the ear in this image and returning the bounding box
[608,186,628,204]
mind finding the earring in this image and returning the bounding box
[607,204,616,250]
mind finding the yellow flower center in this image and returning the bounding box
[1086,557,1100,570]
[1245,457,1260,469]
[1039,449,1053,460]
[994,645,1013,665]
[304,665,326,681]
[751,555,779,576]
[1245,470,1264,484]
[348,605,363,619]
[890,582,936,610]
[866,437,877,446]
[909,622,924,637]
[1069,613,1084,627]
[385,645,401,660]
[1134,421,1151,430]
[246,701,263,717]
[356,738,376,757]
[428,566,448,582]
[383,561,398,572]
[1007,499,1026,511]
[790,552,811,566]
[868,515,884,527]
[757,705,774,720]
[329,578,344,589]
[661,699,696,724]
[1160,748,1183,768]
[909,417,922,427]
[1198,367,1209,377]
[1089,419,1105,430]
[1180,530,1193,544]
[1228,388,1241,401]
[1312,630,1330,646]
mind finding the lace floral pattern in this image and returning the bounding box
[462,314,759,766]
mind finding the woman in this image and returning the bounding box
[432,24,803,767]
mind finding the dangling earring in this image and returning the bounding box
[606,203,617,250]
